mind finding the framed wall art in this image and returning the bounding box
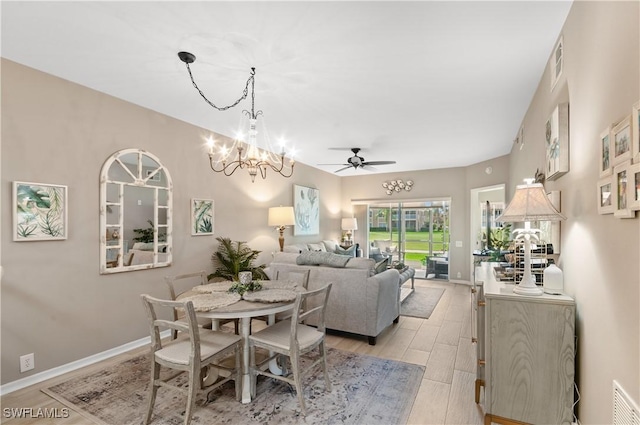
[596,176,614,215]
[612,115,632,166]
[191,198,214,235]
[613,161,634,218]
[632,101,640,163]
[599,126,613,177]
[627,162,640,211]
[545,103,569,181]
[293,184,319,236]
[13,181,68,241]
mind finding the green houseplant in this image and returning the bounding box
[208,237,268,282]
[132,219,155,243]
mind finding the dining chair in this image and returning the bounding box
[141,294,242,425]
[252,269,311,329]
[248,283,332,415]
[165,271,239,338]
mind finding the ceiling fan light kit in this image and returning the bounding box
[383,179,413,195]
[178,51,295,182]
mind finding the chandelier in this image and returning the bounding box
[178,51,295,182]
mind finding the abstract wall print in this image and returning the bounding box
[599,126,613,177]
[191,198,214,235]
[597,177,614,215]
[545,103,569,181]
[293,184,319,235]
[613,161,634,218]
[13,181,68,241]
[632,101,640,163]
[612,115,632,166]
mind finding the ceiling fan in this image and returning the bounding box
[320,148,396,173]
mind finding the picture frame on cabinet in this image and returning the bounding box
[612,115,632,166]
[191,198,214,235]
[597,176,614,215]
[632,101,640,163]
[627,162,640,211]
[613,160,635,218]
[13,181,68,241]
[599,125,613,177]
[545,103,569,181]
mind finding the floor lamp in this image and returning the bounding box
[268,206,295,252]
[497,179,565,296]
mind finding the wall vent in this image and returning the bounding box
[614,380,640,425]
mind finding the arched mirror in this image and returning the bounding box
[100,149,172,274]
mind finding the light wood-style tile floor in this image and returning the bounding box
[1,279,485,425]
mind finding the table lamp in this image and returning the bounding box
[268,206,295,252]
[497,179,565,296]
[341,217,358,246]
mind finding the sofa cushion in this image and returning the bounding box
[307,242,326,252]
[296,251,351,267]
[374,258,389,274]
[334,245,356,256]
[322,240,340,252]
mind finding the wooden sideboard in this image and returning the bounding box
[474,262,575,425]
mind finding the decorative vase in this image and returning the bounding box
[543,263,564,294]
[238,271,252,285]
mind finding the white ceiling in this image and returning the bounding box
[1,1,572,176]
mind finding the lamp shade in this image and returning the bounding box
[497,182,566,223]
[341,217,358,231]
[268,206,295,226]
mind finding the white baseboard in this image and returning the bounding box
[0,330,169,396]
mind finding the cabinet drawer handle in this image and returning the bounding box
[471,337,477,343]
[478,360,486,366]
[471,288,477,294]
[478,301,486,307]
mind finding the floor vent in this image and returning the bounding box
[614,380,640,425]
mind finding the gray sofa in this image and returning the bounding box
[267,251,400,345]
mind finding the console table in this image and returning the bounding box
[474,262,575,425]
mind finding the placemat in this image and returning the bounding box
[242,289,298,303]
[179,292,241,311]
[191,281,234,293]
[259,280,301,291]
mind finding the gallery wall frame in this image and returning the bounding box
[599,125,613,177]
[627,162,640,211]
[613,160,634,218]
[293,184,319,236]
[191,198,214,235]
[545,103,569,181]
[13,181,68,241]
[597,176,614,215]
[632,101,640,163]
[612,115,633,166]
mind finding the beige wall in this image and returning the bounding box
[0,59,342,384]
[340,155,510,281]
[508,2,639,423]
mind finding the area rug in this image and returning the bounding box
[400,286,445,319]
[42,348,424,425]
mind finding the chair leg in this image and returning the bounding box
[184,364,199,425]
[144,360,160,425]
[320,341,332,391]
[290,351,307,416]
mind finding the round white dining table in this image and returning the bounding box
[196,299,295,403]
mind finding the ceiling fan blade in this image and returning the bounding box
[362,160,396,166]
[360,164,379,172]
[334,165,353,173]
[318,163,349,166]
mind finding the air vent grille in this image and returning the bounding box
[613,380,640,425]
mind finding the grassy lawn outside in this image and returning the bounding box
[369,231,448,265]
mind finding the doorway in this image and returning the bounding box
[469,184,505,279]
[368,199,450,279]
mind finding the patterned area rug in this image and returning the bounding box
[43,348,424,425]
[401,286,445,319]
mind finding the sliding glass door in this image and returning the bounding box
[368,199,450,278]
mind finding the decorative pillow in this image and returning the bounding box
[334,245,356,256]
[296,251,350,268]
[322,240,340,252]
[374,258,389,274]
[307,243,327,252]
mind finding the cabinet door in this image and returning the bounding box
[488,298,574,424]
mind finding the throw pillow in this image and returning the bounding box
[334,245,356,256]
[374,258,389,274]
[296,251,351,267]
[307,243,326,252]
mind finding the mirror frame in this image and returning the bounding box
[99,148,173,274]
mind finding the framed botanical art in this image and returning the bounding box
[597,176,614,215]
[627,162,640,211]
[599,126,613,177]
[632,101,640,163]
[545,103,569,181]
[293,184,319,235]
[13,181,68,241]
[191,198,214,235]
[613,161,634,218]
[612,115,632,166]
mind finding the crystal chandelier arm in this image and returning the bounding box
[178,52,253,112]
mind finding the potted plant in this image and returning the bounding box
[208,237,268,282]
